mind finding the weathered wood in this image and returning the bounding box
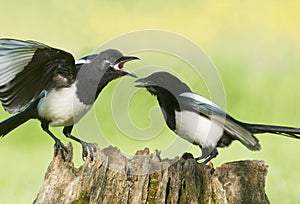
[34,143,269,204]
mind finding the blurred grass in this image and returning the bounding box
[1,0,300,203]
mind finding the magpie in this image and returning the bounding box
[0,38,139,161]
[135,71,300,163]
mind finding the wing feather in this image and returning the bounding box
[0,39,76,113]
[178,92,260,150]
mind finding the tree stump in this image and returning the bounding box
[34,143,269,204]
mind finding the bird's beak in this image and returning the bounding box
[134,77,151,87]
[135,77,158,95]
[113,56,139,78]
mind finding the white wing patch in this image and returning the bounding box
[179,92,219,108]
[0,39,46,86]
[0,52,34,86]
[75,58,91,65]
[179,92,227,128]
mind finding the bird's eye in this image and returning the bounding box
[104,59,111,65]
[103,59,114,68]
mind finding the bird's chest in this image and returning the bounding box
[37,84,92,127]
[174,110,224,147]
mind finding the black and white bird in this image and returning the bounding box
[0,38,139,160]
[135,72,300,163]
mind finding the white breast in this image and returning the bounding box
[37,83,92,127]
[175,110,224,148]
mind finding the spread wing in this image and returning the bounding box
[0,39,76,113]
[178,92,260,150]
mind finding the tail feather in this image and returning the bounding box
[0,107,36,136]
[224,118,261,151]
[241,123,300,139]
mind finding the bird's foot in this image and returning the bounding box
[81,141,98,161]
[195,156,213,164]
[54,139,68,161]
[195,148,219,164]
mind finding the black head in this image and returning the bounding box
[135,72,192,131]
[135,72,191,96]
[75,49,139,104]
[77,49,139,78]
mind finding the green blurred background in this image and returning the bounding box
[1,0,300,203]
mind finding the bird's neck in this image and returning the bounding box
[95,71,120,97]
[75,68,120,105]
[156,90,180,131]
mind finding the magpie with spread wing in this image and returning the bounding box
[0,39,139,160]
[135,72,300,163]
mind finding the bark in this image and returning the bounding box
[34,143,269,204]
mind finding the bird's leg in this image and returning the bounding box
[41,122,68,161]
[203,149,219,164]
[63,125,97,161]
[195,146,217,163]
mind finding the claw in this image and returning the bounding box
[196,148,219,164]
[54,139,68,161]
[81,141,97,161]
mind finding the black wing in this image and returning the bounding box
[178,92,260,150]
[0,39,76,113]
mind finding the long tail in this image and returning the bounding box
[0,106,36,137]
[242,123,300,139]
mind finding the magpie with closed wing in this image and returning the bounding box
[135,72,300,163]
[0,38,139,161]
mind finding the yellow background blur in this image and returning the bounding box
[1,1,300,203]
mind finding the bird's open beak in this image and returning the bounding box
[113,56,139,78]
